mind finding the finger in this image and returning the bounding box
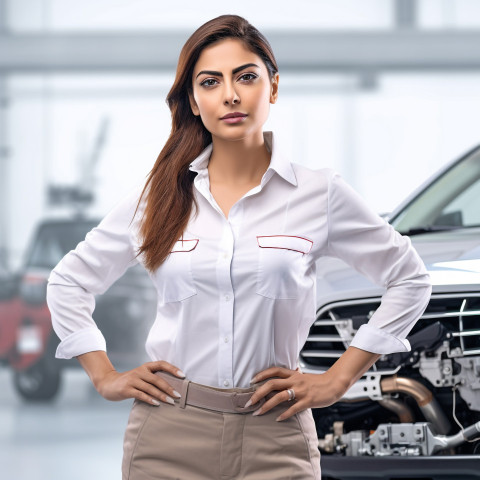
[131,384,176,406]
[247,378,290,407]
[252,389,292,416]
[143,372,182,400]
[275,402,304,422]
[251,366,297,384]
[146,360,186,378]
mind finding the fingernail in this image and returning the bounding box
[177,370,186,378]
[250,376,258,384]
[151,399,161,406]
[172,390,181,398]
[252,408,262,416]
[275,416,283,422]
[244,399,252,408]
[165,396,175,405]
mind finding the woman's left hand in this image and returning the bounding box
[246,366,349,422]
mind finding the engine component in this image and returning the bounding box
[380,375,451,434]
[418,342,457,388]
[417,341,480,413]
[319,421,480,457]
[453,356,480,412]
[389,321,449,367]
[378,396,414,423]
[361,421,480,456]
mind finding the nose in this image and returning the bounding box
[223,80,240,105]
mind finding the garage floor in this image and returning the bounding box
[0,366,132,480]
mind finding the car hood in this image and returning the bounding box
[316,227,480,304]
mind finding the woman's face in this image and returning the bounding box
[189,38,279,142]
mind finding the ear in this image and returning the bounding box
[188,91,200,116]
[270,73,279,104]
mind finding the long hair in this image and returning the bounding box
[132,14,279,273]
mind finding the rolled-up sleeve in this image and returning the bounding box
[326,172,432,354]
[46,185,144,359]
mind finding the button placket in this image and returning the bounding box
[217,221,235,388]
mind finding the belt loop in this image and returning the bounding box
[179,378,190,409]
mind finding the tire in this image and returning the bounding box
[13,356,61,401]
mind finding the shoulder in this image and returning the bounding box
[122,182,148,206]
[290,163,339,189]
[101,182,148,225]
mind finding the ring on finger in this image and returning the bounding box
[286,388,295,402]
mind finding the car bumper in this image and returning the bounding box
[321,454,480,480]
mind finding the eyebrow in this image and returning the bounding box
[195,63,260,79]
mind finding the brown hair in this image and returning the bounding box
[132,14,279,273]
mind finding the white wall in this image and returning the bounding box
[4,0,480,269]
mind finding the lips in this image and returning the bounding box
[220,112,248,119]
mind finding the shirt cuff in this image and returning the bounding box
[55,326,107,359]
[349,324,411,354]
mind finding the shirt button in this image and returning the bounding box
[224,380,230,387]
[224,294,230,302]
[222,252,228,260]
[224,337,229,343]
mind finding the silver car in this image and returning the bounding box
[302,146,480,480]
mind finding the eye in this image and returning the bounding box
[239,73,257,82]
[199,73,258,88]
[200,78,218,87]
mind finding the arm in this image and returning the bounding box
[248,347,381,421]
[46,185,184,405]
[323,346,382,394]
[76,350,185,406]
[248,171,431,420]
[326,172,432,353]
[46,186,143,359]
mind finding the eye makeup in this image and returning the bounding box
[199,72,258,88]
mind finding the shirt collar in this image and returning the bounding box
[188,131,298,187]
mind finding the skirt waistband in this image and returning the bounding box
[155,371,270,414]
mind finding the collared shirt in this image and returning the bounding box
[46,130,432,388]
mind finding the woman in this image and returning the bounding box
[46,14,432,480]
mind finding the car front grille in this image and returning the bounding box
[300,293,480,371]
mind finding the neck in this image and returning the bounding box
[208,130,271,185]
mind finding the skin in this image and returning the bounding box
[188,38,279,218]
[247,347,381,422]
[75,37,280,407]
[76,351,185,407]
[187,37,383,420]
[76,37,382,417]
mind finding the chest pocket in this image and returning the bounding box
[152,238,198,304]
[256,235,313,299]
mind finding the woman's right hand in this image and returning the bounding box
[96,360,185,406]
[76,351,185,406]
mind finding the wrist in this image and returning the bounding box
[322,369,352,401]
[76,350,117,391]
[323,346,382,400]
[94,368,118,396]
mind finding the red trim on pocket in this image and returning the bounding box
[256,235,313,254]
[170,238,199,253]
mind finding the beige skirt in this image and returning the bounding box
[122,372,321,480]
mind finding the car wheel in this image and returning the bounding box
[13,357,61,401]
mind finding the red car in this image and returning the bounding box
[0,216,156,401]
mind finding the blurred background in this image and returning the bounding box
[1,0,480,479]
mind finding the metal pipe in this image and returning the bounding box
[380,375,451,434]
[378,396,415,423]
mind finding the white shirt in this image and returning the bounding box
[46,130,432,388]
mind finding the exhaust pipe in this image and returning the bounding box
[432,421,480,453]
[380,375,451,435]
[378,396,414,423]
